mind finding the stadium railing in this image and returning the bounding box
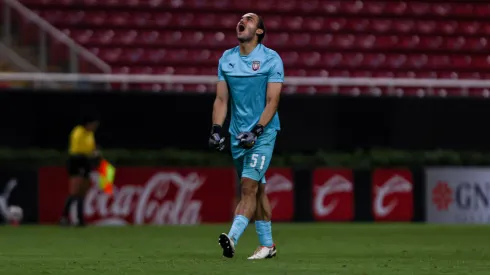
[0,42,60,88]
[1,0,111,74]
[0,42,41,73]
[0,72,490,97]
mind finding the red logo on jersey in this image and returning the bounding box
[252,61,260,71]
[312,169,354,221]
[372,169,413,221]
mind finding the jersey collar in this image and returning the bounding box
[239,43,262,59]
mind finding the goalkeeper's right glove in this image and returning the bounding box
[208,124,226,151]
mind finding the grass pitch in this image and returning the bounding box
[0,223,488,274]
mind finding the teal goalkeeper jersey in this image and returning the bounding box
[217,43,284,138]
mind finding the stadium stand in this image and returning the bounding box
[0,62,27,88]
[12,0,490,93]
[0,65,12,88]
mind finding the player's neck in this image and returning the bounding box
[239,41,259,56]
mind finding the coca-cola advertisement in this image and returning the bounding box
[264,168,294,222]
[372,168,413,221]
[38,167,236,225]
[312,168,354,221]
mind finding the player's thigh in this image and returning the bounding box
[241,131,276,183]
[232,150,245,178]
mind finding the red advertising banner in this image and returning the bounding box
[312,168,354,221]
[372,168,413,221]
[264,168,294,221]
[38,167,236,225]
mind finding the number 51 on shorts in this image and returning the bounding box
[250,154,266,170]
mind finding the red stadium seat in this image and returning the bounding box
[460,22,480,35]
[399,35,419,49]
[18,0,490,92]
[416,21,437,34]
[311,34,333,47]
[142,49,167,63]
[420,36,443,49]
[408,2,430,16]
[432,4,451,16]
[99,48,123,63]
[291,33,311,47]
[112,66,130,74]
[131,66,153,74]
[304,17,325,31]
[468,38,489,51]
[153,66,175,75]
[199,66,218,75]
[439,21,458,35]
[445,36,466,50]
[375,35,398,48]
[300,52,321,67]
[450,3,474,16]
[355,34,376,49]
[384,2,407,15]
[392,20,413,34]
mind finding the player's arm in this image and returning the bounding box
[209,56,228,151]
[212,54,229,127]
[257,54,284,129]
[258,82,282,127]
[212,81,229,126]
[209,81,228,150]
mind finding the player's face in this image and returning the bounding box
[236,13,260,43]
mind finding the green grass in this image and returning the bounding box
[0,223,489,274]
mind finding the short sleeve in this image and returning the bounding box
[217,54,225,81]
[69,126,83,152]
[70,127,83,144]
[267,53,284,83]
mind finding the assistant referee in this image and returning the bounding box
[60,116,100,227]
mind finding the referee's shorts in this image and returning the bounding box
[66,154,92,179]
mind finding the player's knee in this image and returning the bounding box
[240,178,258,197]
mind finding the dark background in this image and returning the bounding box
[0,89,476,223]
[1,90,489,152]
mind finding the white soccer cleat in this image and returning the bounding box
[218,233,235,258]
[247,245,277,260]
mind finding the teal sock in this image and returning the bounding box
[228,215,249,245]
[255,220,273,247]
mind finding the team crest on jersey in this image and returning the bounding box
[252,61,260,71]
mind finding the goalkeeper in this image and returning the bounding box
[208,12,284,260]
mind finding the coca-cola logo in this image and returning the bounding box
[265,173,293,211]
[70,172,205,225]
[314,175,353,217]
[373,175,412,217]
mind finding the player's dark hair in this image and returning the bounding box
[257,15,266,43]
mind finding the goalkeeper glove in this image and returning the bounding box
[208,124,226,151]
[236,124,264,149]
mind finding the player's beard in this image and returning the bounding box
[237,36,251,43]
[237,28,256,43]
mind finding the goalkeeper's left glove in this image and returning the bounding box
[209,124,226,151]
[236,124,264,149]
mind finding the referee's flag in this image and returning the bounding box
[98,159,115,195]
